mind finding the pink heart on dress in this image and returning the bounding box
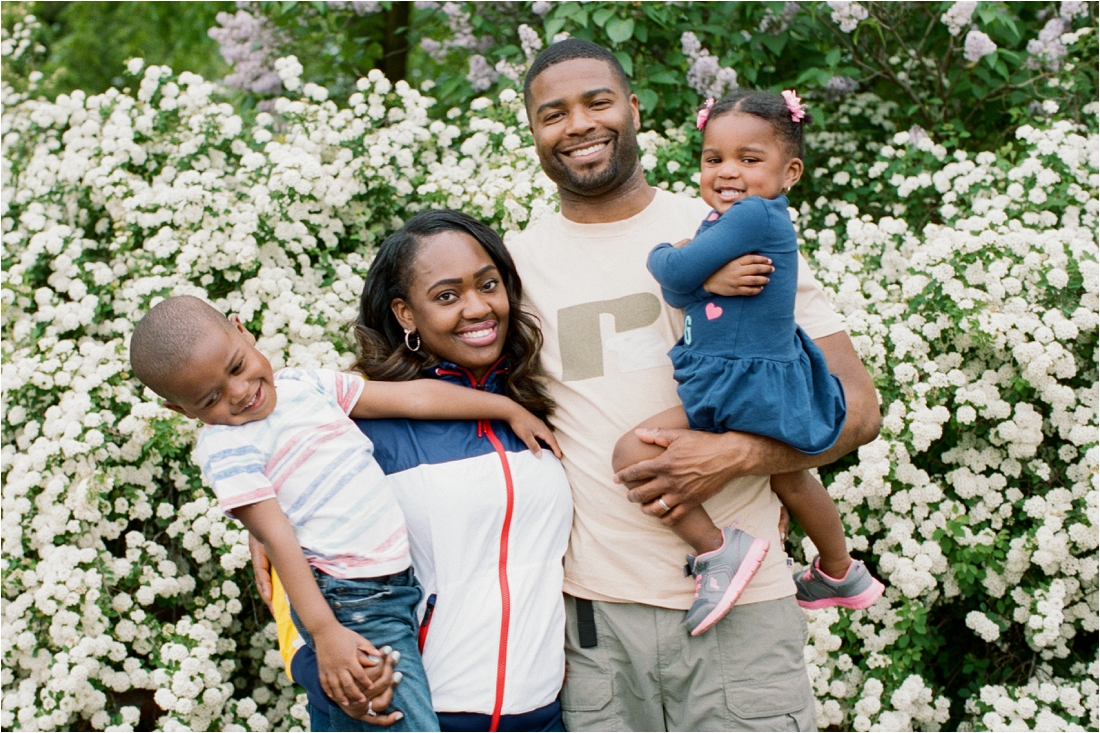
[705,302,723,320]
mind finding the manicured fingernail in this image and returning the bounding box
[367,655,381,664]
[380,645,393,655]
[393,671,403,684]
[395,712,404,720]
[390,650,401,664]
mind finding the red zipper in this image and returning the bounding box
[482,420,514,733]
[433,359,512,730]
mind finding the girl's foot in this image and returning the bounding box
[683,526,770,636]
[793,555,885,610]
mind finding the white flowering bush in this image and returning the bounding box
[3,27,1097,733]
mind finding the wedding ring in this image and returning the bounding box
[658,497,671,513]
[367,701,377,717]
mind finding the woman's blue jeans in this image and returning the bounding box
[291,567,438,732]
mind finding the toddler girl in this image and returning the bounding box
[615,90,884,636]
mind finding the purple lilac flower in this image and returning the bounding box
[681,32,738,99]
[1027,18,1068,70]
[208,9,285,95]
[467,54,499,91]
[963,30,998,63]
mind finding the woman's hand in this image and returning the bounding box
[339,651,405,725]
[506,407,562,458]
[313,622,382,707]
[703,254,774,297]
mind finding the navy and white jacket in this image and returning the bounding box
[357,359,573,720]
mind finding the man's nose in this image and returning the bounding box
[565,106,597,136]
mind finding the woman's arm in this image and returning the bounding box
[646,200,771,295]
[351,380,561,457]
[234,499,382,707]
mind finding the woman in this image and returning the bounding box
[256,210,573,732]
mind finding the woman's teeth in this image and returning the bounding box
[462,327,494,339]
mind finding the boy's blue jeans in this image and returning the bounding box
[291,567,438,732]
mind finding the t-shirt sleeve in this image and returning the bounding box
[195,431,276,515]
[793,253,846,340]
[283,368,365,416]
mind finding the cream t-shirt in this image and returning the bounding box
[507,189,845,610]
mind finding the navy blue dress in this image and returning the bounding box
[646,195,846,454]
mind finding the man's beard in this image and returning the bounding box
[547,130,641,198]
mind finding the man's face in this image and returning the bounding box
[527,58,642,197]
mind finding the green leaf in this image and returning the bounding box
[759,33,787,55]
[613,51,634,77]
[544,17,567,40]
[593,7,615,27]
[606,17,635,44]
[648,69,681,85]
[637,88,659,112]
[825,47,842,67]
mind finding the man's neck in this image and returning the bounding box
[558,165,656,224]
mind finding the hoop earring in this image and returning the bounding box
[403,329,421,352]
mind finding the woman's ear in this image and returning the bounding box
[390,298,415,332]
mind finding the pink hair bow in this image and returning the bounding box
[696,98,715,130]
[782,89,806,123]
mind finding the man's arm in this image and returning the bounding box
[615,331,881,522]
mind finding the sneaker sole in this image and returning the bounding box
[797,578,886,610]
[689,537,770,636]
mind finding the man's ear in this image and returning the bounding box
[390,299,415,333]
[629,93,641,132]
[162,400,197,420]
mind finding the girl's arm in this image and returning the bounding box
[351,379,562,458]
[647,199,772,295]
[233,499,383,708]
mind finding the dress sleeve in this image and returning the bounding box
[646,199,770,295]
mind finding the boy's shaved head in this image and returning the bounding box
[130,295,231,398]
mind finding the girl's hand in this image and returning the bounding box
[314,623,382,706]
[703,254,774,297]
[506,407,563,458]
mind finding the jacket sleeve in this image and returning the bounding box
[646,199,769,295]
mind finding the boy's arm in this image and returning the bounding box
[234,499,382,707]
[350,379,561,457]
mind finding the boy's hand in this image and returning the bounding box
[340,650,404,725]
[506,407,562,458]
[314,623,382,706]
[703,254,774,297]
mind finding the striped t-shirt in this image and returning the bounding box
[194,368,410,579]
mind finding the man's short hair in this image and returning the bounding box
[130,295,230,398]
[523,38,632,108]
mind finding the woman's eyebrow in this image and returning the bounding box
[427,265,498,291]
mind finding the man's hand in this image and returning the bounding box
[250,533,273,612]
[615,428,763,523]
[704,254,775,297]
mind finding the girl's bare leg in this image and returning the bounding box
[771,470,852,579]
[612,406,723,555]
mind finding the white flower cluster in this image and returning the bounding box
[941,1,977,37]
[964,30,998,63]
[828,1,870,33]
[680,31,739,101]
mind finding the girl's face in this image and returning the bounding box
[390,230,511,380]
[699,112,804,214]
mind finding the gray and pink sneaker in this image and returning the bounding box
[683,526,770,636]
[793,555,885,610]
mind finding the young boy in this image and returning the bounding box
[129,296,560,731]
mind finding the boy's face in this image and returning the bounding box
[162,316,277,426]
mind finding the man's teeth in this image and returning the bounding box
[568,143,607,157]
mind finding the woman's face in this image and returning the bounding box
[391,230,511,380]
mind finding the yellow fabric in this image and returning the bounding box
[270,570,301,682]
[506,190,845,610]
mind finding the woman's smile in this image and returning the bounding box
[455,321,500,348]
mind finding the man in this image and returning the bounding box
[505,39,881,731]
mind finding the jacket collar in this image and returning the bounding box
[426,357,509,394]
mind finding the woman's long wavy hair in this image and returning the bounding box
[354,209,556,419]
